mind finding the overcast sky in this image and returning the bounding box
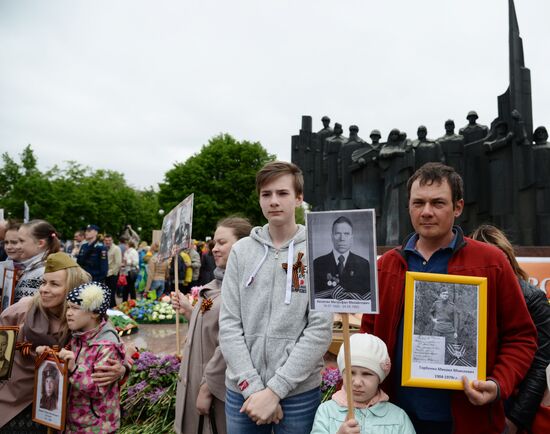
[1,0,549,190]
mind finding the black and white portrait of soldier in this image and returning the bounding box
[307,209,378,313]
[313,216,371,300]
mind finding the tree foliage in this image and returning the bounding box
[0,146,161,241]
[158,134,275,239]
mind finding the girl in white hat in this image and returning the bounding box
[311,333,415,434]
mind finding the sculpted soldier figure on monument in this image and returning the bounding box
[317,116,334,140]
[483,111,535,243]
[324,122,347,210]
[379,129,414,245]
[411,125,445,170]
[313,116,334,210]
[533,126,550,244]
[437,120,465,178]
[461,111,491,234]
[350,129,384,240]
[339,125,368,208]
[460,111,489,144]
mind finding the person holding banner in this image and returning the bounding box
[311,333,415,434]
[361,163,537,434]
[171,216,252,434]
[219,161,333,434]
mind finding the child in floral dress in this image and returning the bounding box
[60,282,125,433]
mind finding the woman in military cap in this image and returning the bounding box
[0,252,126,431]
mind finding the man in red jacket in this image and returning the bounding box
[361,162,537,434]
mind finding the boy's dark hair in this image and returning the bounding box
[407,162,464,205]
[256,161,304,196]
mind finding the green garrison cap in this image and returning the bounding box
[45,252,79,273]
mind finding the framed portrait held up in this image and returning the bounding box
[402,271,487,390]
[32,356,68,431]
[1,267,16,312]
[307,209,378,314]
[158,193,194,261]
[0,326,18,381]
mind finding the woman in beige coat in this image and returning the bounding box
[0,252,128,431]
[172,217,252,434]
[0,252,89,431]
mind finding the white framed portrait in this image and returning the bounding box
[307,209,378,313]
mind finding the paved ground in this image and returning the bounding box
[122,322,188,356]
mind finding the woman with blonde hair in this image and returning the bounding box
[0,252,126,430]
[471,224,550,434]
[172,216,253,434]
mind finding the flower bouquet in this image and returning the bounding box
[320,367,342,403]
[116,299,137,315]
[119,299,186,324]
[119,351,180,434]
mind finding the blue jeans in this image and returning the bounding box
[150,280,165,298]
[226,387,320,434]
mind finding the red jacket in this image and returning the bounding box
[361,233,537,434]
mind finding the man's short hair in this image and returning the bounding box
[256,161,304,196]
[332,216,353,231]
[0,330,8,341]
[407,162,464,204]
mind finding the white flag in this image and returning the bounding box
[23,202,29,223]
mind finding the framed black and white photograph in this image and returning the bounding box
[307,209,378,313]
[1,268,16,313]
[172,193,193,252]
[402,271,487,390]
[0,326,18,380]
[158,208,177,261]
[33,357,68,431]
[158,193,193,261]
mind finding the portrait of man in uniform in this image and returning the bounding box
[307,210,378,313]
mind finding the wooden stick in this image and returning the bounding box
[342,313,354,420]
[174,256,181,357]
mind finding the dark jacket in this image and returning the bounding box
[313,251,370,297]
[76,240,108,282]
[361,228,537,434]
[507,279,550,431]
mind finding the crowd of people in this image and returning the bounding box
[0,160,549,433]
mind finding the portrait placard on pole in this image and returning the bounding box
[307,209,378,314]
[157,193,194,357]
[158,194,193,262]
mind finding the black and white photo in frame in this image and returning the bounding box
[307,209,378,313]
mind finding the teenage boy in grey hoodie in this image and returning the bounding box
[219,161,333,434]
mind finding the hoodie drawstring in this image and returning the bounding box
[246,244,269,287]
[284,240,295,305]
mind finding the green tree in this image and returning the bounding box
[158,134,275,239]
[0,146,161,241]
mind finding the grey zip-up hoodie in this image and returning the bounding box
[219,224,333,400]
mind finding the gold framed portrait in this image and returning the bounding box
[402,271,487,390]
